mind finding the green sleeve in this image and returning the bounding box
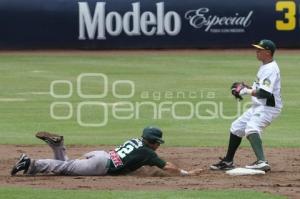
[149,155,166,168]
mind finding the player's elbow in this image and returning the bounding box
[255,88,273,99]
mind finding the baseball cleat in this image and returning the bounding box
[11,153,31,176]
[36,131,63,146]
[210,157,235,170]
[245,160,271,172]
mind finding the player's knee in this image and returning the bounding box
[230,129,245,137]
[230,124,245,137]
[230,123,237,133]
[245,130,261,138]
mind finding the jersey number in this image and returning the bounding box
[117,145,134,158]
[115,139,143,158]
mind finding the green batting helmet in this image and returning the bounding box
[142,126,165,144]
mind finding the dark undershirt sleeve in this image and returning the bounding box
[256,88,273,99]
[149,156,166,168]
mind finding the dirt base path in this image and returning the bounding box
[1,145,299,198]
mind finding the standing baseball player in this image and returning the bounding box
[210,39,282,171]
[11,126,201,176]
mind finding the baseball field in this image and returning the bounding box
[0,50,299,199]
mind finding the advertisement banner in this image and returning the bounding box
[0,0,299,49]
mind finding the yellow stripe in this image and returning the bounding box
[252,44,265,50]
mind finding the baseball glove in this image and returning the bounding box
[231,82,251,100]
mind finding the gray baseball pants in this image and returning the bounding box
[28,144,110,176]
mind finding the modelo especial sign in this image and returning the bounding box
[0,0,299,49]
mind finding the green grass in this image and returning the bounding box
[0,187,286,199]
[0,52,299,147]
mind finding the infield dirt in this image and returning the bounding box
[1,145,300,199]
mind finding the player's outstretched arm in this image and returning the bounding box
[163,162,202,176]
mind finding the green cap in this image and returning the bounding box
[252,39,276,54]
[142,126,164,144]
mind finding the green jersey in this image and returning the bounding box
[107,138,166,175]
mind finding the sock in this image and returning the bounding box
[51,146,69,161]
[224,133,242,162]
[247,133,265,161]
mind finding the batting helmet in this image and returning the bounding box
[142,126,164,144]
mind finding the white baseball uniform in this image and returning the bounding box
[231,60,282,137]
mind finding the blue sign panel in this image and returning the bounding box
[0,0,299,49]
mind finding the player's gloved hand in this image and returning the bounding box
[231,82,252,100]
[239,87,250,96]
